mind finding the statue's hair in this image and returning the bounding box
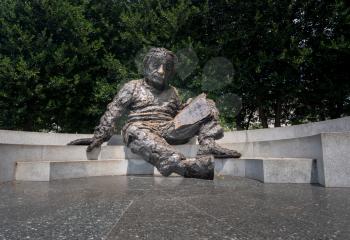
[143,48,178,69]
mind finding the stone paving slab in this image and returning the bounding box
[1,176,350,240]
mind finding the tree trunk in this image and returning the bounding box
[258,105,268,128]
[23,99,35,131]
[274,102,282,127]
[23,115,34,131]
[235,112,244,130]
[245,111,254,130]
[329,97,343,119]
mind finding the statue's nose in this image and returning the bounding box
[157,64,165,76]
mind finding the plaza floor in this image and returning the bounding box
[0,176,349,240]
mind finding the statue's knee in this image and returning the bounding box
[205,98,219,119]
[215,125,224,139]
[198,122,224,143]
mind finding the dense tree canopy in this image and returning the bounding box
[0,0,349,133]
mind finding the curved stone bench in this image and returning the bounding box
[0,135,320,182]
[1,116,350,145]
[218,116,350,143]
[2,132,348,187]
[1,117,350,187]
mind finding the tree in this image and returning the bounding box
[0,0,349,132]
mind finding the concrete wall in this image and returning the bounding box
[1,117,349,145]
[0,145,91,183]
[221,134,323,159]
[318,132,350,187]
[0,130,93,145]
[1,117,349,186]
[0,134,324,183]
[0,130,132,146]
[219,116,350,143]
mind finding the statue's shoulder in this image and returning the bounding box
[120,79,142,92]
[124,79,141,87]
[116,80,142,102]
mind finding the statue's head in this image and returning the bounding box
[143,48,177,90]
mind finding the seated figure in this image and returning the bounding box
[69,48,241,179]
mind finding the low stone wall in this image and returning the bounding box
[319,132,350,187]
[219,116,350,143]
[1,117,349,145]
[1,117,349,186]
[0,130,93,145]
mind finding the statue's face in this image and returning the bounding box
[144,53,176,91]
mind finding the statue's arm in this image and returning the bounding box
[68,81,135,151]
[88,81,136,151]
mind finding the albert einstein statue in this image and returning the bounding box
[69,48,241,180]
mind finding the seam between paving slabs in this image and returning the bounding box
[102,200,134,240]
[159,189,253,239]
[103,189,151,239]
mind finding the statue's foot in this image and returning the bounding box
[156,153,214,180]
[197,142,241,158]
[183,155,215,180]
[157,153,186,177]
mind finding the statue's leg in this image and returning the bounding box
[196,120,241,158]
[166,97,241,158]
[125,125,214,179]
[196,99,241,158]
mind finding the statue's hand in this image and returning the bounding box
[181,98,193,109]
[186,98,193,105]
[67,138,93,145]
[86,138,103,152]
[67,137,102,152]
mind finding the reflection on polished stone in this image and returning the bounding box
[1,176,350,239]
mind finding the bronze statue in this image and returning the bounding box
[68,48,241,180]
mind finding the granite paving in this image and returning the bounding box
[0,176,349,240]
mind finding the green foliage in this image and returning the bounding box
[0,0,349,132]
[0,0,131,132]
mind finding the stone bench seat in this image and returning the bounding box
[15,157,316,183]
[2,117,350,187]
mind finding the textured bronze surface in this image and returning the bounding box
[173,94,212,130]
[68,48,241,179]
